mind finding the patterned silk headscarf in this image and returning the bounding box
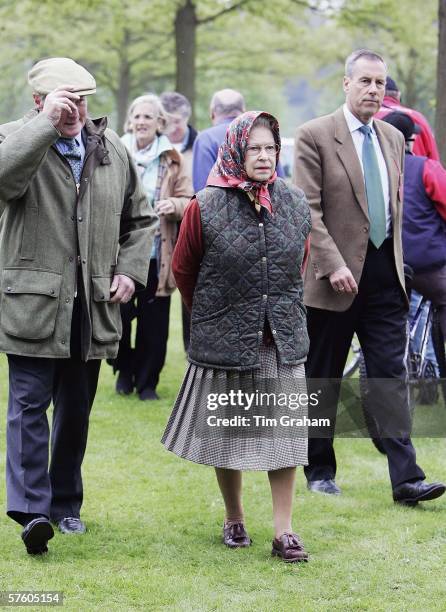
[207,111,281,214]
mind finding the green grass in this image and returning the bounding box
[0,293,446,611]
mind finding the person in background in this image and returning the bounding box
[115,94,192,400]
[376,76,440,160]
[376,77,442,368]
[294,48,445,506]
[383,111,446,343]
[163,111,311,563]
[160,91,198,352]
[160,91,197,182]
[0,58,157,554]
[192,88,245,192]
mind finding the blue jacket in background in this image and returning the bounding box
[403,153,446,272]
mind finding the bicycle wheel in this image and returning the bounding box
[418,360,439,405]
[343,338,361,377]
[431,310,446,407]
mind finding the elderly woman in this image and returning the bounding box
[162,112,311,562]
[115,94,192,400]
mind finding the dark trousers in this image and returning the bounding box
[117,259,171,393]
[6,355,100,525]
[305,239,425,489]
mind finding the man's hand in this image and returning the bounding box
[41,86,80,129]
[155,199,175,215]
[110,274,135,304]
[329,266,358,294]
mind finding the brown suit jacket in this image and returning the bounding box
[294,106,406,311]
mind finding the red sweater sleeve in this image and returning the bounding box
[423,159,446,222]
[172,198,204,312]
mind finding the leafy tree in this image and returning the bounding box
[337,0,438,123]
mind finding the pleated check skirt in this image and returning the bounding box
[162,343,308,471]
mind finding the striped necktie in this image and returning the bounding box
[358,125,387,248]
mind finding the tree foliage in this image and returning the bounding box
[0,0,441,143]
[337,0,438,122]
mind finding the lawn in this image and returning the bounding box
[0,293,445,611]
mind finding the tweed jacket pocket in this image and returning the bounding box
[90,276,122,343]
[0,268,61,340]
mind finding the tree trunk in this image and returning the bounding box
[115,30,131,135]
[175,0,197,122]
[403,48,419,109]
[435,0,446,164]
[115,62,131,135]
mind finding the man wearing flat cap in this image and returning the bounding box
[0,57,158,555]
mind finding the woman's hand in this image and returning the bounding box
[155,199,175,216]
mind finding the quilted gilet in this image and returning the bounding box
[188,178,311,370]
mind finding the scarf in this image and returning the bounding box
[207,111,281,214]
[121,132,172,176]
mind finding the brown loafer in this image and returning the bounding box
[223,522,252,548]
[272,532,309,562]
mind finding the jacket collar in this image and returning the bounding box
[333,106,400,221]
[333,107,368,217]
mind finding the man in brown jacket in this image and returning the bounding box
[294,49,445,505]
[0,58,158,554]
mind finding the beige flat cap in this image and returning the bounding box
[28,57,96,96]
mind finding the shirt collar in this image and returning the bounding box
[343,104,375,134]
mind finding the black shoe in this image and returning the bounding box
[393,480,446,506]
[57,517,86,534]
[138,387,159,401]
[116,372,133,395]
[21,517,54,555]
[307,479,341,495]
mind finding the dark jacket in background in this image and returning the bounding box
[402,153,446,272]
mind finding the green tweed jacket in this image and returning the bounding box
[0,110,158,360]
